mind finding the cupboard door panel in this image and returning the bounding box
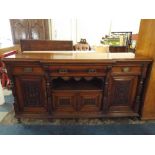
[15,76,47,113]
[108,75,138,114]
[78,91,102,112]
[52,92,77,113]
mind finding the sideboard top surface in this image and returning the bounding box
[2,51,152,63]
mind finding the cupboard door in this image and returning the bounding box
[78,91,102,113]
[52,92,77,113]
[10,19,29,44]
[29,19,49,40]
[108,75,139,115]
[15,76,48,114]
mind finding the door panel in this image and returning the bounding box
[108,75,138,114]
[78,91,102,112]
[15,76,47,113]
[52,92,77,113]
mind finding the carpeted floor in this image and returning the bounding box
[1,123,155,135]
[0,89,14,112]
[0,89,13,122]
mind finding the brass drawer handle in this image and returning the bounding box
[23,67,33,73]
[88,69,96,73]
[122,67,130,72]
[58,69,68,73]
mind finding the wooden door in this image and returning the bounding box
[52,92,77,114]
[78,91,102,113]
[107,75,139,116]
[15,76,48,114]
[10,19,29,44]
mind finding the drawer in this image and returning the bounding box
[13,67,44,75]
[48,65,107,76]
[112,66,142,74]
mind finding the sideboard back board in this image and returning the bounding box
[20,39,73,51]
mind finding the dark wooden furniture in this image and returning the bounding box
[20,40,73,51]
[10,19,50,44]
[3,51,152,120]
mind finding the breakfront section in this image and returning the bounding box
[15,76,47,114]
[46,63,109,118]
[6,62,49,118]
[106,61,151,117]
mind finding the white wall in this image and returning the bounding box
[0,19,13,48]
[111,19,141,33]
[42,19,141,46]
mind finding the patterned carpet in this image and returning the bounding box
[1,110,146,125]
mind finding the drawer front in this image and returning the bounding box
[52,92,77,113]
[78,91,102,112]
[13,67,44,75]
[112,66,142,74]
[48,65,107,76]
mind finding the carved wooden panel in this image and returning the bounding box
[52,92,76,113]
[78,92,102,112]
[15,76,47,113]
[111,79,131,105]
[108,75,138,113]
[22,80,42,107]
